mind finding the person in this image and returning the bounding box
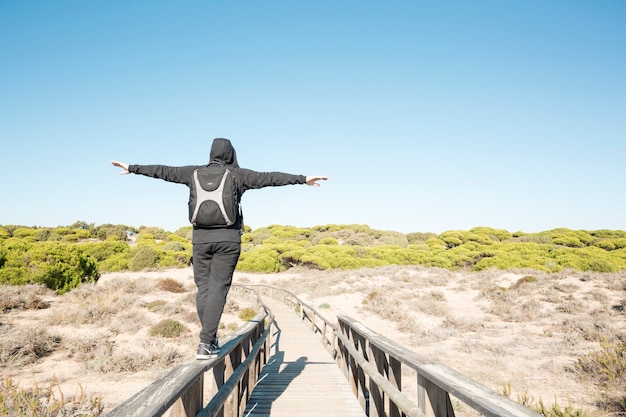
[111,138,327,359]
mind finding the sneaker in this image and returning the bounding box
[196,340,220,360]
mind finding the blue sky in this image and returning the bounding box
[1,1,624,234]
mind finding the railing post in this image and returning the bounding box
[210,360,226,417]
[350,327,369,413]
[367,343,389,417]
[389,356,402,417]
[168,375,204,417]
[418,374,455,417]
[223,345,240,417]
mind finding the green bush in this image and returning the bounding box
[440,231,464,248]
[2,223,626,275]
[129,246,158,271]
[594,240,616,251]
[469,227,512,242]
[237,247,284,273]
[138,226,167,240]
[162,241,184,252]
[268,225,312,240]
[34,229,52,241]
[98,253,130,272]
[80,241,129,262]
[0,241,99,293]
[406,232,438,244]
[344,232,374,246]
[376,231,408,248]
[137,233,156,242]
[97,224,131,241]
[553,236,585,248]
[250,227,272,245]
[0,227,11,240]
[12,228,37,239]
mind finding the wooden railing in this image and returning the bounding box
[336,317,543,417]
[105,284,541,417]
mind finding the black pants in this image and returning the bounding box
[192,241,241,344]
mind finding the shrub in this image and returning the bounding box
[345,232,375,246]
[138,226,167,240]
[129,246,158,271]
[0,284,49,312]
[511,276,537,290]
[238,307,257,321]
[0,327,61,367]
[237,248,283,273]
[575,341,626,390]
[469,227,512,242]
[0,227,10,239]
[174,226,193,240]
[97,253,130,272]
[407,232,438,244]
[440,234,463,248]
[268,225,312,240]
[158,278,185,293]
[12,228,37,239]
[149,319,186,338]
[0,242,100,293]
[162,241,184,251]
[80,241,129,262]
[553,236,585,248]
[146,300,167,311]
[250,227,272,245]
[376,231,408,248]
[594,239,616,251]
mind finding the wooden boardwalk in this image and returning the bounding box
[242,297,365,417]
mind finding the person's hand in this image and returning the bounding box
[306,176,328,187]
[111,160,130,174]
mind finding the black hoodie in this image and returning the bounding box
[128,138,306,243]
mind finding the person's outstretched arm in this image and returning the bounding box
[110,160,196,185]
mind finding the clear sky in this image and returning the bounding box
[1,1,624,234]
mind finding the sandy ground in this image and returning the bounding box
[2,266,624,415]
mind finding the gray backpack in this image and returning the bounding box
[188,162,239,227]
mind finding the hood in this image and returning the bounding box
[209,138,240,168]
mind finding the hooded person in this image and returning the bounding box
[111,138,328,359]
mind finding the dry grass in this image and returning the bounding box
[0,284,50,312]
[0,273,259,414]
[0,326,61,368]
[0,377,104,417]
[267,265,626,416]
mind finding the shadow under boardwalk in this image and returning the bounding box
[243,297,365,417]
